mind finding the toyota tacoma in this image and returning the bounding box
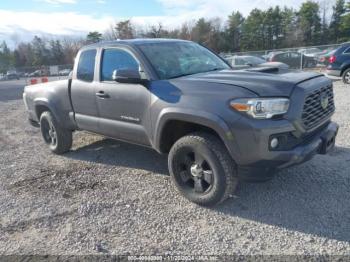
[23,39,339,206]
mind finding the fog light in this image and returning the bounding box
[270,138,279,149]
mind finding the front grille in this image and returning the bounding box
[302,85,335,129]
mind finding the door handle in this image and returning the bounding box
[96,91,110,99]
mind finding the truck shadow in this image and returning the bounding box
[66,138,350,243]
[66,138,169,175]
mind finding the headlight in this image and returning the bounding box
[230,98,290,119]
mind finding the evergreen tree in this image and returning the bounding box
[31,36,50,66]
[0,41,13,73]
[340,1,350,42]
[115,20,134,39]
[226,11,244,51]
[330,0,346,42]
[50,40,65,65]
[86,31,103,43]
[241,9,266,50]
[297,1,322,45]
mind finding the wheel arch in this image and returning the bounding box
[34,99,57,121]
[340,62,350,76]
[154,108,239,161]
[33,98,76,130]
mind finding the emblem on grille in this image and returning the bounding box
[320,93,329,110]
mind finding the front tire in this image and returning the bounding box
[168,132,238,206]
[40,111,72,154]
[342,68,350,84]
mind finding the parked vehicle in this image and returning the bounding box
[326,42,350,84]
[6,70,20,80]
[269,51,317,69]
[298,48,322,58]
[29,70,42,77]
[263,51,282,61]
[0,73,6,81]
[59,69,72,76]
[226,55,289,70]
[23,39,339,206]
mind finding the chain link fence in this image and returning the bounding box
[221,43,342,71]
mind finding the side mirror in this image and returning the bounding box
[112,69,142,84]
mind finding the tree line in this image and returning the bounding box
[0,0,349,73]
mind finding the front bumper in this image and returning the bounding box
[232,121,339,182]
[271,121,338,169]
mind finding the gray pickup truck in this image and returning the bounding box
[23,39,339,206]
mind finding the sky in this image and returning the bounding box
[0,0,333,47]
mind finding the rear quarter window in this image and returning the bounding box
[77,49,96,82]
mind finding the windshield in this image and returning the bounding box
[244,56,266,64]
[138,42,230,79]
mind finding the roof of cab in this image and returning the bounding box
[81,38,191,50]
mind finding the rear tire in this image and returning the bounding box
[40,111,72,154]
[342,68,350,84]
[168,132,238,206]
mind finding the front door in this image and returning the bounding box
[95,47,151,146]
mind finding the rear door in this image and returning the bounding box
[94,47,151,146]
[71,49,100,133]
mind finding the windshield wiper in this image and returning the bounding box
[168,68,226,80]
[168,72,199,79]
[205,67,226,72]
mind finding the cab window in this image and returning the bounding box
[101,49,139,81]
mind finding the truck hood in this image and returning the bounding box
[176,69,323,97]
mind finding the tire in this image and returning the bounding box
[40,111,72,154]
[168,132,238,206]
[342,68,350,84]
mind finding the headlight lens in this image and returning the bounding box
[230,98,290,119]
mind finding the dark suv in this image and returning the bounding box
[326,42,350,84]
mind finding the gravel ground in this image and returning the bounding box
[0,79,349,256]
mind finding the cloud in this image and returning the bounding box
[0,0,336,48]
[0,9,114,42]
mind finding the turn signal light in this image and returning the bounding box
[231,103,250,112]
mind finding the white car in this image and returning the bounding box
[227,55,289,70]
[59,69,72,76]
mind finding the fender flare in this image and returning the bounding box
[341,62,350,75]
[33,98,63,126]
[153,107,241,161]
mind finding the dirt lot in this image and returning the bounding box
[0,79,349,256]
